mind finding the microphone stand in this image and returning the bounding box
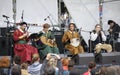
[47,16,56,53]
[89,31,92,53]
[48,16,55,32]
[78,28,82,45]
[21,10,24,22]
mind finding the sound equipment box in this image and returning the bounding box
[0,37,13,56]
[0,27,7,37]
[115,42,120,52]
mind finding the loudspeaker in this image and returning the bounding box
[0,37,13,56]
[53,31,64,53]
[55,34,64,54]
[0,27,7,37]
[115,42,120,52]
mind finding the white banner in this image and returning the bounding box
[16,0,58,25]
[0,0,13,27]
[0,0,58,27]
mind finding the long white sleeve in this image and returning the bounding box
[101,31,106,41]
[91,32,98,41]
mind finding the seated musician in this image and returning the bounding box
[38,23,59,59]
[62,23,84,55]
[91,24,112,53]
[13,22,38,63]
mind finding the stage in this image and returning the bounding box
[60,52,120,65]
[0,51,120,75]
[60,52,120,74]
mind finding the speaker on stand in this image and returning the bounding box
[53,31,64,54]
[0,27,14,56]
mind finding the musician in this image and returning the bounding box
[108,20,120,41]
[13,22,38,63]
[91,24,112,64]
[38,23,59,59]
[62,23,84,55]
[91,24,112,54]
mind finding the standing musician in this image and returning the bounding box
[62,23,84,55]
[38,23,59,59]
[13,22,38,63]
[107,20,120,43]
[91,24,112,53]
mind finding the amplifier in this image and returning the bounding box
[0,37,13,56]
[0,27,7,37]
[52,31,64,35]
[115,42,120,52]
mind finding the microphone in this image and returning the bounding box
[21,10,24,21]
[3,15,9,18]
[97,31,102,35]
[44,16,49,21]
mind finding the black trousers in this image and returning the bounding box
[94,53,102,64]
[71,54,79,65]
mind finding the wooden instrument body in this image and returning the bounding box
[40,36,57,47]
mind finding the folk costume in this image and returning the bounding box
[13,28,38,63]
[62,30,84,55]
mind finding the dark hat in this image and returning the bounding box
[108,20,114,25]
[20,22,27,26]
